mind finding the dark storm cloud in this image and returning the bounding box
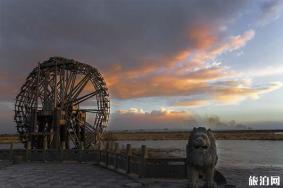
[0,0,247,101]
[0,0,246,71]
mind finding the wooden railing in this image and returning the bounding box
[0,141,187,178]
[2,130,283,143]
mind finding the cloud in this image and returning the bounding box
[104,29,278,106]
[0,73,22,100]
[212,81,283,104]
[208,30,255,57]
[117,108,145,114]
[0,1,265,108]
[239,65,283,78]
[108,108,250,130]
[0,0,281,134]
[104,25,282,107]
[0,0,246,70]
[0,1,247,98]
[175,99,211,107]
[179,30,255,69]
[109,108,197,130]
[0,102,16,133]
[174,81,283,107]
[257,0,283,26]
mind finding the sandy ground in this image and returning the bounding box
[0,161,282,188]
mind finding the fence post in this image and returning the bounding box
[109,142,114,166]
[60,141,65,162]
[114,143,119,169]
[105,142,109,166]
[26,141,31,161]
[98,142,101,164]
[79,141,84,162]
[139,145,148,178]
[110,141,114,151]
[9,142,14,161]
[43,136,47,162]
[126,144,132,174]
[185,143,189,177]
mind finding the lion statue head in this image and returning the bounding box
[187,127,218,169]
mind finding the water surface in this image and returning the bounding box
[116,140,283,168]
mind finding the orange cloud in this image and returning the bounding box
[175,51,191,61]
[175,99,210,107]
[210,30,255,57]
[108,74,210,99]
[103,29,281,108]
[187,30,255,66]
[184,66,231,81]
[175,81,282,107]
[188,26,217,50]
[106,65,233,99]
[213,81,283,104]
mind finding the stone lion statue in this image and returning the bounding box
[187,127,218,188]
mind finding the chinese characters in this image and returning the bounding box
[249,176,280,186]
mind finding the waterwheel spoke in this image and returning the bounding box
[65,70,76,98]
[69,89,102,106]
[79,109,101,113]
[68,73,91,100]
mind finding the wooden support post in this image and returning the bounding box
[9,142,14,161]
[139,145,148,178]
[114,143,119,169]
[126,144,132,174]
[26,141,31,161]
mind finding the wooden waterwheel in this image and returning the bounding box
[14,57,110,149]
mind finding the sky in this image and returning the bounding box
[0,0,283,132]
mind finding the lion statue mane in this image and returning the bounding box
[187,127,218,188]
